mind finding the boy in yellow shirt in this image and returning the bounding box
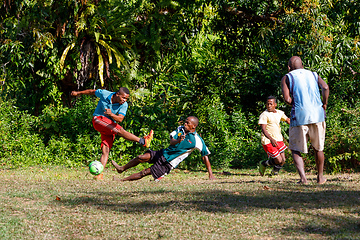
[258,96,290,176]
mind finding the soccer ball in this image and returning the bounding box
[89,161,104,175]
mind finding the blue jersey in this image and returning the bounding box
[162,126,211,168]
[287,69,325,127]
[93,89,128,122]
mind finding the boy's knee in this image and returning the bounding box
[138,153,151,163]
[117,127,126,136]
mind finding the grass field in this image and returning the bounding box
[0,166,359,239]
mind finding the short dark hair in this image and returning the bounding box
[267,96,277,103]
[119,87,130,95]
[288,56,303,70]
[188,116,199,127]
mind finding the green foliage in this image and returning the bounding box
[0,99,46,167]
[325,102,360,173]
[0,0,359,173]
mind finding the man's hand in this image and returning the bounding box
[104,108,112,116]
[71,91,78,97]
[178,134,185,143]
[270,138,278,147]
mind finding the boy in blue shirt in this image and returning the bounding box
[71,87,153,180]
[111,116,216,181]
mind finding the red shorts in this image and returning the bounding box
[262,141,287,159]
[92,116,122,150]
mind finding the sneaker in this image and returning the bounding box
[143,130,154,148]
[259,161,266,176]
[271,165,282,176]
[271,167,279,175]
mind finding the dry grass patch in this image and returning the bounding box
[0,166,359,239]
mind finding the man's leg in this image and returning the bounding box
[314,150,326,184]
[114,168,152,181]
[100,145,110,167]
[292,150,308,184]
[93,116,153,147]
[117,128,140,142]
[117,128,154,148]
[111,152,151,174]
[94,145,110,180]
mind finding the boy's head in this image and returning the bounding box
[266,96,277,112]
[184,116,199,133]
[115,87,130,105]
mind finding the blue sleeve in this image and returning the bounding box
[95,89,102,98]
[117,102,128,116]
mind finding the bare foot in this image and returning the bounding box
[111,160,124,174]
[296,179,308,185]
[317,177,327,184]
[93,173,104,180]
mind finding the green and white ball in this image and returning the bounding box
[89,161,104,175]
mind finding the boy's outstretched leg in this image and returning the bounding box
[111,152,152,174]
[111,158,141,174]
[113,168,151,181]
[117,129,154,148]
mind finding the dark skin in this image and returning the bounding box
[112,116,216,181]
[281,56,329,110]
[71,89,129,123]
[70,89,142,177]
[260,99,290,166]
[281,56,329,184]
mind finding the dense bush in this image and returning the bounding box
[0,0,359,173]
[0,99,47,167]
[325,102,360,173]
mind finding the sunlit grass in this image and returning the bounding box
[0,166,359,239]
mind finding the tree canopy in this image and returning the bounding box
[0,0,359,171]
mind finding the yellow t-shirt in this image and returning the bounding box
[258,109,288,145]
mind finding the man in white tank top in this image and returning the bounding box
[281,56,329,184]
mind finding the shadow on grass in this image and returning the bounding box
[59,180,360,238]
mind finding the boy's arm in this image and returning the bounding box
[170,135,185,145]
[202,155,216,180]
[261,124,278,147]
[71,89,96,96]
[285,118,290,125]
[103,109,125,123]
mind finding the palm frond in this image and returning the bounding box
[60,41,76,70]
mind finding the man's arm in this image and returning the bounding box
[318,76,329,110]
[202,155,216,180]
[71,89,96,96]
[281,75,292,106]
[261,124,278,147]
[169,134,185,145]
[104,109,125,123]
